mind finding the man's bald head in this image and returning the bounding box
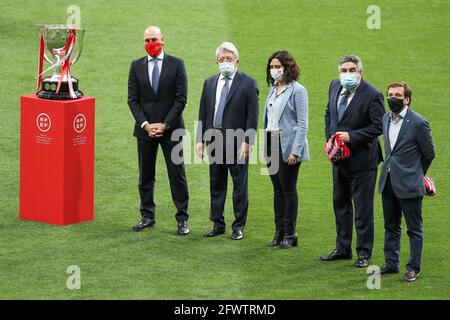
[143,26,164,45]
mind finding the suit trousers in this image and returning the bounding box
[266,132,301,236]
[137,135,189,222]
[207,130,249,231]
[332,165,376,258]
[382,174,423,273]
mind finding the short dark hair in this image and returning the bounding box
[387,81,412,104]
[266,51,300,86]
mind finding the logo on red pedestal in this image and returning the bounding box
[36,113,51,132]
[73,114,87,133]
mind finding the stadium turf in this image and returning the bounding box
[1,0,449,299]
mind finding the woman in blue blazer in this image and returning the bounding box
[263,51,309,249]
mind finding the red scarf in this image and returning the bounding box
[324,134,350,163]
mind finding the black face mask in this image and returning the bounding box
[387,97,405,113]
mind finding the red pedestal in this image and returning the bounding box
[19,94,95,225]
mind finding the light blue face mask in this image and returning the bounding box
[340,72,360,90]
[219,62,236,77]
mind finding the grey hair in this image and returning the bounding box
[338,55,363,73]
[215,42,239,60]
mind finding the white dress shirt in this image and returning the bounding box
[147,51,164,87]
[266,84,288,132]
[389,106,408,150]
[213,69,237,125]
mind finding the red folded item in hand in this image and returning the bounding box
[424,176,436,196]
[324,134,350,163]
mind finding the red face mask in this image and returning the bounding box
[145,41,162,57]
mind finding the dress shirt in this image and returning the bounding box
[266,84,289,132]
[389,106,408,150]
[337,84,358,113]
[213,69,237,125]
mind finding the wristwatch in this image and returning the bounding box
[163,122,170,130]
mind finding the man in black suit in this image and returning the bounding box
[128,26,189,235]
[378,81,435,282]
[195,42,259,240]
[322,55,385,267]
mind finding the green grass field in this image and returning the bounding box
[1,0,449,299]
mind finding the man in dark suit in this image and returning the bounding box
[128,26,189,235]
[322,55,385,267]
[378,81,435,282]
[195,42,259,240]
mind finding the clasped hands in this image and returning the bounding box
[144,123,167,138]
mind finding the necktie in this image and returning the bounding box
[152,58,160,94]
[214,77,229,128]
[338,90,351,122]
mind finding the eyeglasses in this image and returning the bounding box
[217,57,236,63]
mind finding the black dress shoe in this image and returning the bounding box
[132,217,155,231]
[279,234,298,249]
[267,230,284,247]
[379,264,400,275]
[203,227,225,237]
[354,256,370,268]
[231,229,244,240]
[177,221,189,235]
[320,249,352,261]
[402,270,420,282]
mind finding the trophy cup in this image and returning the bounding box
[36,24,85,99]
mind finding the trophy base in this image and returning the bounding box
[37,76,83,100]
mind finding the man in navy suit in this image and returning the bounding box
[378,81,435,282]
[128,26,190,235]
[196,42,259,240]
[322,55,385,267]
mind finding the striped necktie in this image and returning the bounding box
[338,90,351,122]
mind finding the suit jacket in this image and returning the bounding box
[196,70,259,145]
[324,79,385,171]
[378,108,435,198]
[128,54,188,140]
[263,81,309,163]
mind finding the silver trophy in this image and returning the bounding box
[36,24,85,99]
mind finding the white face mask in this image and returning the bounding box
[270,68,284,83]
[218,62,236,77]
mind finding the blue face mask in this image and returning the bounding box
[340,72,360,90]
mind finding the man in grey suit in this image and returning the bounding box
[378,81,435,282]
